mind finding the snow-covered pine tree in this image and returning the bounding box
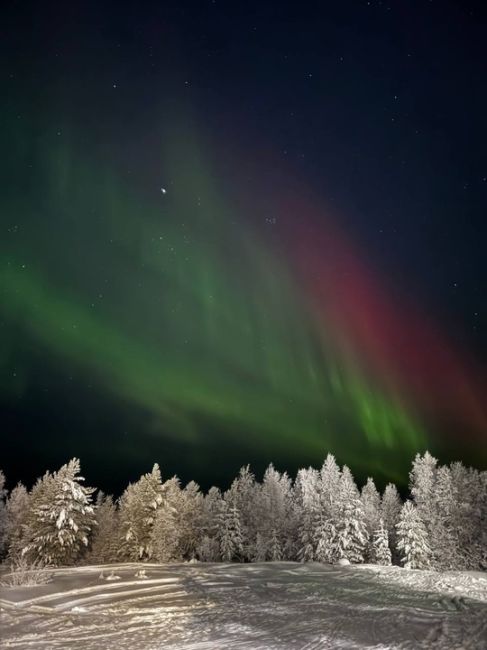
[380,483,402,563]
[219,500,243,562]
[257,464,291,561]
[21,458,96,566]
[5,482,29,561]
[429,465,461,570]
[361,477,381,561]
[372,518,392,566]
[312,455,341,564]
[319,454,341,520]
[151,500,179,562]
[407,451,437,567]
[198,486,223,560]
[396,500,431,569]
[118,463,164,561]
[409,451,437,522]
[269,527,283,561]
[226,466,258,561]
[253,532,268,562]
[87,493,119,564]
[466,467,486,570]
[0,471,7,558]
[314,518,336,564]
[453,464,486,569]
[331,466,368,564]
[196,535,220,562]
[479,471,487,570]
[150,477,181,562]
[449,461,475,569]
[479,471,487,571]
[361,478,381,529]
[177,481,204,560]
[294,467,320,562]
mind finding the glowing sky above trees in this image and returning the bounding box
[1,0,486,491]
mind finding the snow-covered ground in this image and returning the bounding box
[1,562,486,649]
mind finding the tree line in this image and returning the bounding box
[0,452,486,571]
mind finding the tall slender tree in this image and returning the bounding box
[331,466,368,563]
[380,483,402,562]
[87,493,119,564]
[118,464,164,561]
[372,519,392,566]
[0,471,7,559]
[361,477,381,560]
[219,500,243,562]
[396,500,431,569]
[5,482,29,561]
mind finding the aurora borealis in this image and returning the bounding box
[1,1,486,492]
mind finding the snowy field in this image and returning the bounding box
[1,562,487,649]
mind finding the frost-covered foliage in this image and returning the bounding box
[361,478,381,536]
[118,463,164,561]
[20,459,96,566]
[396,501,431,569]
[150,477,181,562]
[330,467,368,563]
[0,470,7,558]
[219,500,243,561]
[86,493,119,563]
[380,482,402,563]
[226,465,259,561]
[4,452,486,572]
[5,482,30,561]
[372,519,392,566]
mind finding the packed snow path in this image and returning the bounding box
[1,562,487,649]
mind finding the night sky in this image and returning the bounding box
[1,0,486,495]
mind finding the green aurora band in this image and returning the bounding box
[0,118,450,482]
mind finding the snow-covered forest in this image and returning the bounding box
[1,452,486,572]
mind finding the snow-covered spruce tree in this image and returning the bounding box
[197,486,223,561]
[479,471,487,570]
[0,471,7,559]
[118,463,164,561]
[312,454,341,564]
[448,461,475,569]
[361,477,381,561]
[226,466,258,561]
[380,483,402,563]
[429,465,461,570]
[314,517,336,564]
[86,493,119,564]
[330,466,368,564]
[197,535,221,562]
[396,500,431,569]
[294,467,320,562]
[372,518,392,566]
[150,477,181,562]
[409,451,437,522]
[269,527,283,561]
[408,451,437,566]
[319,454,342,519]
[254,532,268,562]
[256,464,291,561]
[21,458,96,566]
[5,482,30,562]
[450,463,486,569]
[177,481,204,560]
[219,500,243,562]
